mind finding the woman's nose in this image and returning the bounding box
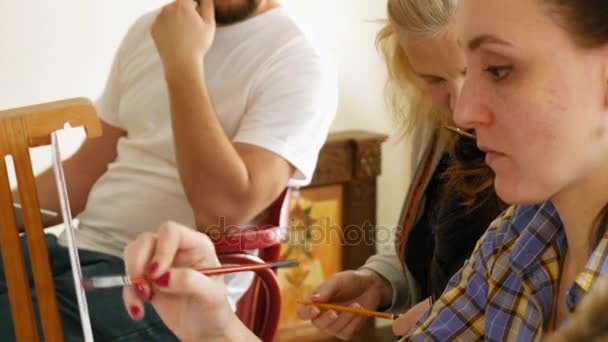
[453,79,492,129]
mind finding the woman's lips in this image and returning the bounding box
[485,151,505,164]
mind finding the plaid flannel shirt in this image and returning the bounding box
[402,201,608,341]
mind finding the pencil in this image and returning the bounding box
[296,300,397,320]
[83,260,299,291]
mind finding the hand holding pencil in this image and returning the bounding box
[299,297,432,338]
[297,269,394,340]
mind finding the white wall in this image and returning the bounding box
[282,0,412,252]
[0,0,411,253]
[0,0,172,176]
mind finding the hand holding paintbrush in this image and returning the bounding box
[83,260,299,291]
[120,221,270,341]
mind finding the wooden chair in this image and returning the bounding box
[0,98,101,341]
[213,189,290,342]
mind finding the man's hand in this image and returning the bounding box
[151,0,216,74]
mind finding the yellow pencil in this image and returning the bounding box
[296,300,397,320]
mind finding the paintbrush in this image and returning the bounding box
[83,260,299,291]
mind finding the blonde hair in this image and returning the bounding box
[377,0,458,136]
[379,0,502,211]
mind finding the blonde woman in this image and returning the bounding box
[298,0,503,338]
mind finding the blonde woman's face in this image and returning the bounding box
[400,30,466,116]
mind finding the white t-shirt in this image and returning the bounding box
[57,7,337,307]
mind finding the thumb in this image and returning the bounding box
[197,0,216,24]
[308,274,343,303]
[311,271,369,303]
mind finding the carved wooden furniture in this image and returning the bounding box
[277,130,387,341]
[0,98,101,341]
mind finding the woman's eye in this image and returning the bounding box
[484,66,511,80]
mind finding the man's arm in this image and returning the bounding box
[166,71,294,231]
[151,0,294,232]
[13,120,125,227]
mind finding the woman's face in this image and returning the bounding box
[400,29,466,116]
[454,0,608,205]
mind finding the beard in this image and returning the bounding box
[213,0,262,25]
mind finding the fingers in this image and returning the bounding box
[175,0,197,8]
[122,232,156,320]
[146,222,181,278]
[298,272,358,320]
[322,306,357,340]
[124,232,157,303]
[297,302,321,320]
[123,285,146,321]
[149,267,229,312]
[197,0,216,24]
[311,304,367,340]
[160,0,197,17]
[336,312,366,340]
[122,221,221,321]
[310,273,343,302]
[298,275,342,320]
[147,221,219,279]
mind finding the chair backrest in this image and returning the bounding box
[214,189,290,342]
[0,98,101,341]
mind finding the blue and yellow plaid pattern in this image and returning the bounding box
[401,201,608,341]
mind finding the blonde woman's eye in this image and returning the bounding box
[484,66,511,80]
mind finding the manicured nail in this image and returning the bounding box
[311,307,321,316]
[134,284,149,301]
[129,305,142,320]
[311,292,320,300]
[328,310,338,320]
[147,262,159,275]
[153,272,171,287]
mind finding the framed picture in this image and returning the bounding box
[278,185,343,341]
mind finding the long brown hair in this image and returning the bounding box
[542,0,608,244]
[443,136,500,209]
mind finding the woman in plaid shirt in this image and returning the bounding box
[405,0,608,340]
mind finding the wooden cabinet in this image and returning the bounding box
[277,131,388,341]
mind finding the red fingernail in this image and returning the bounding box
[134,284,149,302]
[129,305,142,320]
[153,272,171,287]
[147,262,159,275]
